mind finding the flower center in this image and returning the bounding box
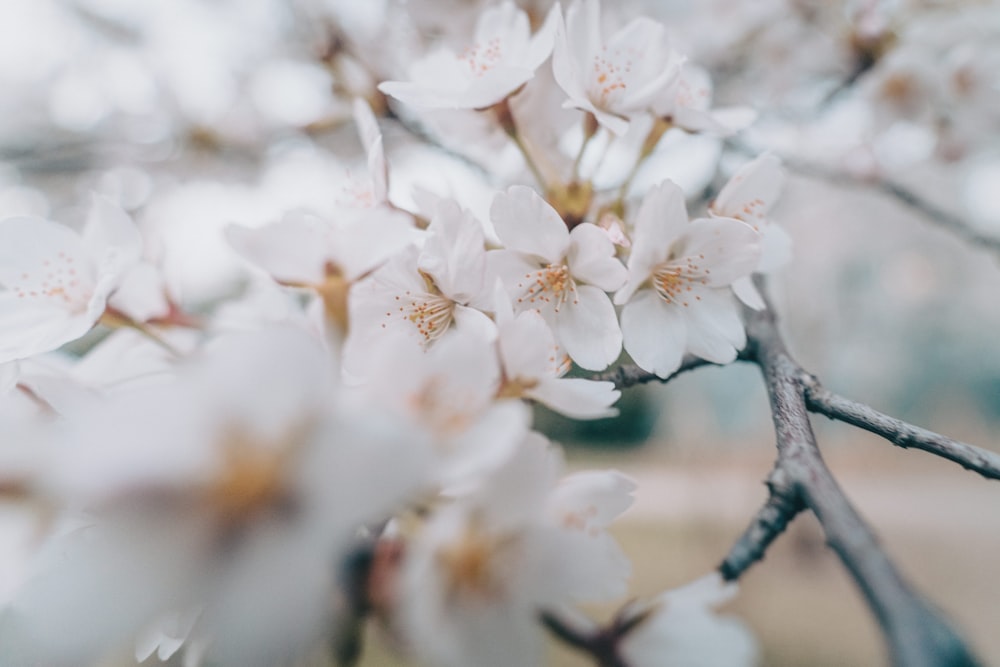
[384,291,456,343]
[407,376,474,437]
[459,37,503,78]
[206,424,307,536]
[515,264,577,312]
[438,524,517,601]
[9,251,92,314]
[591,46,631,106]
[652,257,708,307]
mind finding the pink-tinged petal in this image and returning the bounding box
[490,186,569,262]
[758,223,793,273]
[0,217,95,293]
[420,200,487,304]
[527,377,619,419]
[498,309,557,380]
[678,217,761,287]
[82,195,142,275]
[554,284,621,371]
[620,289,686,378]
[681,288,746,363]
[712,153,784,225]
[731,276,765,310]
[225,219,328,285]
[567,223,627,292]
[616,180,687,305]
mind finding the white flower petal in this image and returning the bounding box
[420,200,487,304]
[82,195,143,274]
[758,223,793,273]
[0,217,94,292]
[622,574,758,667]
[451,304,498,343]
[498,309,557,380]
[682,288,746,363]
[731,276,765,310]
[616,180,687,305]
[678,217,761,287]
[225,219,328,286]
[712,153,785,225]
[490,186,568,262]
[108,262,170,323]
[554,284,621,371]
[567,223,627,292]
[0,294,95,364]
[620,289,686,378]
[526,377,619,419]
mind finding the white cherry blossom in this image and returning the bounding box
[6,326,429,666]
[346,199,494,366]
[495,293,619,419]
[489,185,626,370]
[619,574,758,667]
[359,327,529,488]
[615,180,760,378]
[710,153,790,309]
[0,196,141,364]
[398,433,633,667]
[378,2,560,110]
[652,65,757,136]
[552,0,683,135]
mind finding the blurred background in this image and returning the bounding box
[2,0,999,664]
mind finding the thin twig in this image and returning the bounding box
[736,281,981,667]
[803,381,1000,481]
[718,482,804,581]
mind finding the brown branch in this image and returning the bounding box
[803,381,1000,481]
[726,283,982,667]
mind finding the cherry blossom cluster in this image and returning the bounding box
[0,2,788,665]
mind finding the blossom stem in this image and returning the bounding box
[99,308,182,357]
[491,98,548,189]
[571,113,601,182]
[614,118,673,205]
